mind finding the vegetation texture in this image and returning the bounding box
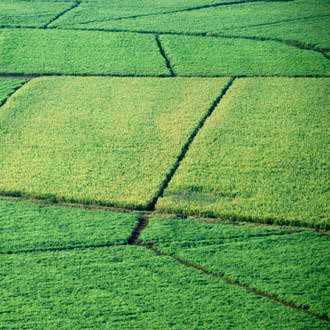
[0,1,75,27]
[0,78,26,105]
[140,217,330,318]
[53,0,328,34]
[157,78,330,228]
[0,0,329,328]
[0,77,230,208]
[0,200,139,253]
[1,245,328,329]
[0,29,168,76]
[160,35,329,76]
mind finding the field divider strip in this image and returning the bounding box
[42,1,80,28]
[0,80,30,109]
[75,0,293,25]
[146,77,236,210]
[155,35,175,77]
[136,242,330,322]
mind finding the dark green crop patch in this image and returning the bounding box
[0,1,75,27]
[0,199,139,253]
[60,0,329,37]
[0,29,168,76]
[140,217,330,318]
[159,35,330,76]
[1,245,327,329]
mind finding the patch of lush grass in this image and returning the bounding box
[140,217,294,245]
[140,217,330,318]
[49,0,248,27]
[157,78,330,228]
[0,29,168,75]
[0,76,230,208]
[0,199,139,253]
[0,78,26,105]
[65,0,328,34]
[159,35,330,76]
[1,245,327,329]
[0,1,75,27]
[222,16,330,52]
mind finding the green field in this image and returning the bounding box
[157,78,330,228]
[0,29,168,76]
[0,77,230,208]
[1,201,329,328]
[0,0,329,328]
[0,200,138,253]
[159,35,329,76]
[0,1,75,27]
[140,217,330,318]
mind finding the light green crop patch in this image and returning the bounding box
[159,35,330,76]
[140,217,330,318]
[1,245,327,329]
[0,29,168,76]
[157,78,330,228]
[0,76,230,208]
[0,199,139,253]
[0,1,75,27]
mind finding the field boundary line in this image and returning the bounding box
[128,215,150,244]
[75,0,292,26]
[155,35,175,77]
[146,77,236,210]
[42,1,80,28]
[0,79,30,109]
[136,242,330,322]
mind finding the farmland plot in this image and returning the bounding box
[56,0,329,35]
[221,16,330,52]
[0,0,329,328]
[1,245,327,329]
[159,35,330,76]
[157,78,330,228]
[0,1,75,27]
[0,199,139,253]
[0,76,230,209]
[0,29,168,76]
[47,0,253,26]
[140,217,330,318]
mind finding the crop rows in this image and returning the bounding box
[0,199,329,328]
[1,1,329,328]
[0,76,328,228]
